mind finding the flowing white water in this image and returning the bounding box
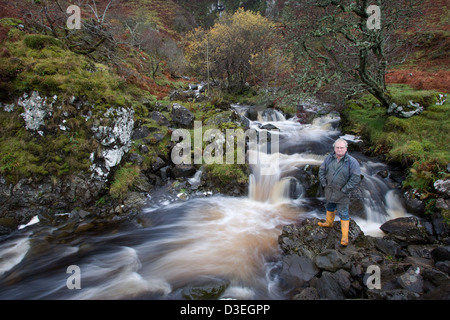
[0,103,409,300]
[0,235,30,276]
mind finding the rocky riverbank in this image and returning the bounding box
[1,85,449,300]
[0,86,249,236]
[278,217,450,300]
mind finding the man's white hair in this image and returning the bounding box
[333,138,348,148]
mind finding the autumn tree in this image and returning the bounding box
[282,0,421,107]
[185,8,280,93]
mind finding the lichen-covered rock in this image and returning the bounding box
[434,179,450,197]
[90,106,135,180]
[18,91,57,134]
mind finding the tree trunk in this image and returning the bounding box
[358,48,391,108]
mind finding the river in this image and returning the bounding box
[0,104,408,299]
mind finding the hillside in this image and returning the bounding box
[1,0,448,93]
[385,0,450,92]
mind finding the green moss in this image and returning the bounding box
[388,84,439,108]
[0,18,24,27]
[24,34,62,50]
[109,164,141,200]
[342,100,387,145]
[0,102,95,183]
[384,117,409,132]
[3,35,132,106]
[204,163,249,189]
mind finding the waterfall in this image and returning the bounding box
[238,104,408,234]
[242,104,330,205]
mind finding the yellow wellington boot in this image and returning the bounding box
[318,211,335,227]
[340,220,350,246]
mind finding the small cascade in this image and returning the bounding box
[235,103,408,234]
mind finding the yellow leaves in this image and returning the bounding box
[185,8,277,89]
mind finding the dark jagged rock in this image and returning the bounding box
[171,103,195,128]
[279,218,365,259]
[380,217,430,244]
[278,217,450,300]
[0,173,107,235]
[431,246,450,262]
[278,254,319,289]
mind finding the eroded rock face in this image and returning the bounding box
[0,173,105,235]
[90,107,135,181]
[0,92,139,234]
[18,91,57,135]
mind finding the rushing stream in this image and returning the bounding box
[0,104,408,299]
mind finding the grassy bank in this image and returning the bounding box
[342,84,449,220]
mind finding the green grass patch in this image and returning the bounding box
[109,164,141,200]
[203,162,249,191]
[344,85,449,170]
[388,84,440,107]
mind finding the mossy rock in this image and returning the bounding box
[24,34,62,50]
[181,279,230,300]
[0,18,24,27]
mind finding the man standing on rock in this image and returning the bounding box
[318,138,361,246]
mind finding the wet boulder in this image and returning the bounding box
[431,246,450,262]
[279,218,364,259]
[171,103,194,128]
[403,189,426,215]
[278,254,319,289]
[181,278,230,299]
[315,249,351,272]
[398,266,424,294]
[380,217,429,244]
[315,271,346,300]
[170,163,197,178]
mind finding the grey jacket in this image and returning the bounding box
[319,152,361,204]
